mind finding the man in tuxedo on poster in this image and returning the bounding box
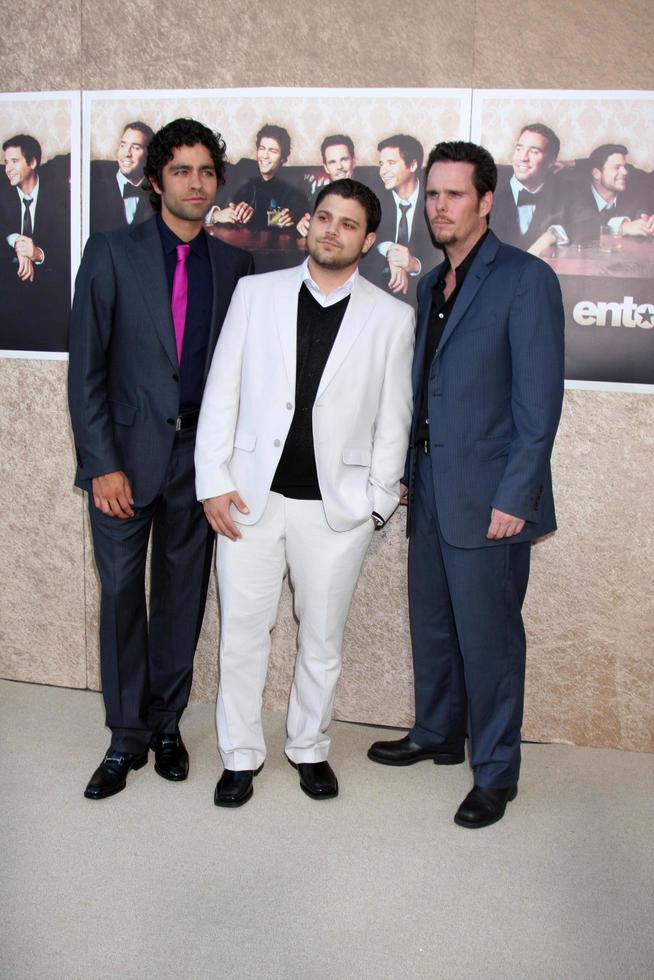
[0,133,70,351]
[296,134,358,236]
[373,134,433,301]
[89,121,154,233]
[491,123,569,254]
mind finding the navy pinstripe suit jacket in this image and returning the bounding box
[407,230,565,549]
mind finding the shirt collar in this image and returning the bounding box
[436,229,488,288]
[510,173,545,204]
[116,169,144,193]
[16,176,39,207]
[392,181,420,211]
[299,257,358,307]
[156,213,209,258]
[591,183,616,211]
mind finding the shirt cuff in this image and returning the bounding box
[549,225,569,246]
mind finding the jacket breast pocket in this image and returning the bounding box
[109,399,136,426]
[342,448,372,466]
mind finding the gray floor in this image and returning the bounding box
[2,679,653,980]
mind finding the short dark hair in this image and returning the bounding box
[2,134,42,169]
[313,178,382,235]
[143,118,227,211]
[320,134,355,161]
[121,120,154,145]
[425,141,497,198]
[256,124,291,162]
[518,123,561,162]
[377,134,424,169]
[589,143,628,172]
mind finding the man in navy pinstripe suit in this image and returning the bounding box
[368,142,565,828]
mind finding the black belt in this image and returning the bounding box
[175,409,200,432]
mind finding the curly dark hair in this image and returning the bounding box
[143,118,227,211]
[256,124,291,162]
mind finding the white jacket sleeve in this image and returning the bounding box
[194,279,248,501]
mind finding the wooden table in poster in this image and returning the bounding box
[205,224,307,272]
[540,237,654,279]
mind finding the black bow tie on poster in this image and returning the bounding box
[517,189,538,207]
[122,182,142,199]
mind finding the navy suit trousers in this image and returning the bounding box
[408,450,530,788]
[88,426,214,753]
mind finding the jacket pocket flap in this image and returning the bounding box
[109,399,136,426]
[475,438,510,460]
[234,430,257,452]
[342,448,372,466]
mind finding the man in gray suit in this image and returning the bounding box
[68,118,253,799]
[368,142,565,828]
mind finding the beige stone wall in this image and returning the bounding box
[1,0,652,751]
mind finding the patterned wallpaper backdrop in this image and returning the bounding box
[86,88,471,166]
[0,93,75,161]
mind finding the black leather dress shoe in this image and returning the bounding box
[367,735,464,766]
[454,785,518,828]
[214,765,263,808]
[288,759,338,799]
[151,733,189,781]
[84,748,149,800]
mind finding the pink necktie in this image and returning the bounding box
[171,244,191,364]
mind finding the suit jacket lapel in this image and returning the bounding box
[127,217,177,371]
[316,275,373,400]
[437,232,499,352]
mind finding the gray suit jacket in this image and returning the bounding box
[407,231,565,548]
[68,216,253,505]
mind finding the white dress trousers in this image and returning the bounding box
[215,492,374,770]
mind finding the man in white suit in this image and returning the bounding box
[195,179,415,807]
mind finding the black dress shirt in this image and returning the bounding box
[415,230,488,444]
[158,215,213,412]
[271,284,350,499]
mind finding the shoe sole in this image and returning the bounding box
[453,787,518,829]
[367,749,464,767]
[214,786,254,808]
[299,783,338,800]
[84,753,148,800]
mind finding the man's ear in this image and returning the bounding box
[362,231,377,255]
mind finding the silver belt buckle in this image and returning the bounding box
[175,417,182,432]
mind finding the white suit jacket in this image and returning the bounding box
[195,262,415,532]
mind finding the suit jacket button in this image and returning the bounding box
[274,439,281,447]
[172,373,179,382]
[167,418,175,425]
